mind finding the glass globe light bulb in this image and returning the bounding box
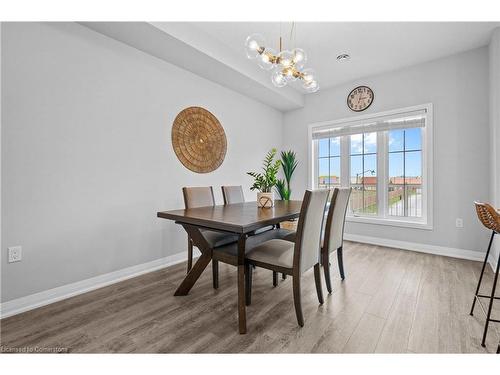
[271,70,288,88]
[283,67,298,82]
[301,68,316,84]
[257,48,277,71]
[245,33,266,59]
[292,48,307,69]
[303,79,319,93]
[278,50,294,68]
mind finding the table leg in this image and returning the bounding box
[237,234,247,334]
[174,224,213,296]
[174,251,212,296]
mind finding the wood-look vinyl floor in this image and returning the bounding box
[1,241,499,353]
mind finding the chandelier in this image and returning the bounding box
[244,24,319,93]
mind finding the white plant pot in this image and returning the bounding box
[257,192,274,208]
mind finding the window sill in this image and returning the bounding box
[346,215,433,230]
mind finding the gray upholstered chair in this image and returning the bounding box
[221,185,286,285]
[221,185,245,204]
[282,187,351,293]
[182,186,237,289]
[322,187,351,293]
[244,189,329,326]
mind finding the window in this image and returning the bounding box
[309,104,432,229]
[350,133,377,215]
[317,137,341,189]
[388,128,422,218]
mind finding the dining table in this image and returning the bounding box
[157,200,302,334]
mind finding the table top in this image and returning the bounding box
[157,200,302,234]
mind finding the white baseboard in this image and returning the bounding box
[344,233,487,263]
[1,234,496,319]
[0,250,195,319]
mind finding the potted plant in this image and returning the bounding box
[275,150,298,201]
[247,148,281,208]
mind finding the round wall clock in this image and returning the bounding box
[347,86,374,112]
[171,106,227,174]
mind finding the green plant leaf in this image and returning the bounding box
[279,150,298,200]
[247,148,281,193]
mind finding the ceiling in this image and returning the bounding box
[192,22,500,90]
[84,22,500,112]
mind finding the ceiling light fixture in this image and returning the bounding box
[337,53,350,61]
[245,23,319,93]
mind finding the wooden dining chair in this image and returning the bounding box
[244,189,329,326]
[221,185,287,285]
[182,186,238,289]
[322,187,351,293]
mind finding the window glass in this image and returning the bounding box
[389,130,404,152]
[330,137,341,156]
[329,157,341,186]
[404,128,422,151]
[388,129,423,218]
[364,132,377,154]
[350,134,363,155]
[318,138,329,158]
[318,158,329,189]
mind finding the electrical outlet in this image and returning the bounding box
[455,218,464,228]
[8,246,22,263]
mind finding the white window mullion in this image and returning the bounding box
[312,140,319,189]
[377,131,387,219]
[340,135,350,188]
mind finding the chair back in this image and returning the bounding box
[293,189,329,273]
[222,186,245,204]
[182,186,215,209]
[324,188,352,253]
[474,201,500,233]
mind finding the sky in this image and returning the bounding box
[318,129,422,180]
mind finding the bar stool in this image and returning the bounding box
[469,201,500,349]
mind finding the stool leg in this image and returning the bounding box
[481,247,500,347]
[470,231,495,316]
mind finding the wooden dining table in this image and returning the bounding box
[157,200,302,334]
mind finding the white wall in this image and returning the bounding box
[1,22,283,302]
[283,47,491,253]
[490,28,500,263]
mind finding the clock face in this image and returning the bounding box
[347,86,374,112]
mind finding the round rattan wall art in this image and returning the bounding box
[171,106,227,173]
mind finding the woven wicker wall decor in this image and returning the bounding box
[171,107,227,173]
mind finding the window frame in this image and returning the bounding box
[308,103,433,230]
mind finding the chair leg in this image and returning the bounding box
[314,264,324,304]
[245,263,252,306]
[337,246,345,280]
[273,271,278,287]
[323,251,332,294]
[470,231,495,316]
[187,237,193,273]
[282,273,287,280]
[292,275,304,327]
[481,246,500,347]
[212,259,219,289]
